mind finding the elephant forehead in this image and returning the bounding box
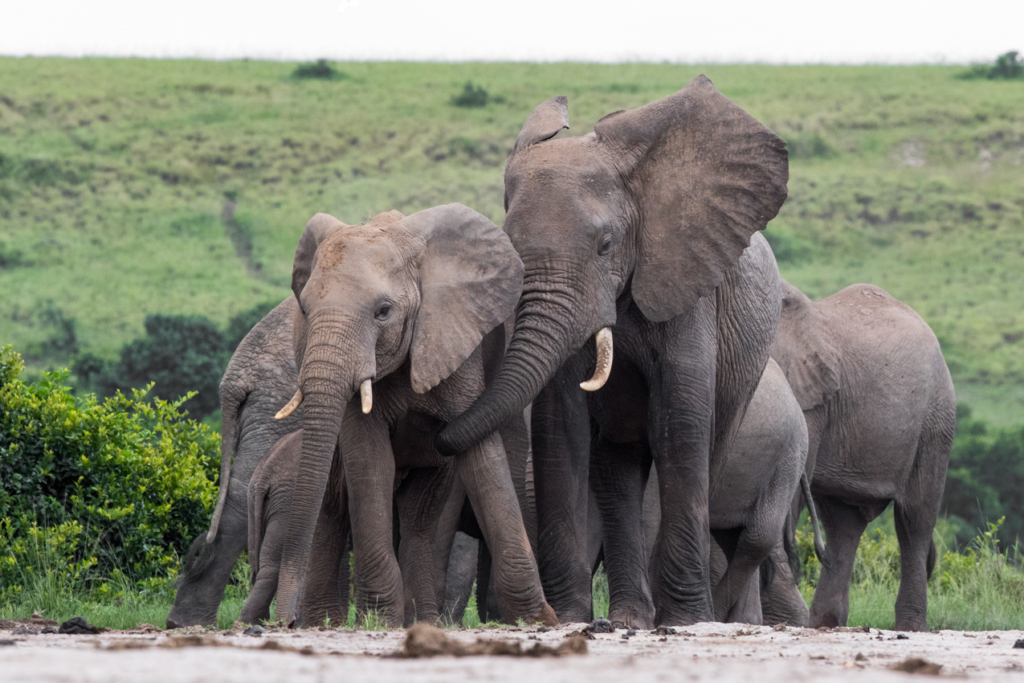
[315,231,407,277]
[508,137,613,185]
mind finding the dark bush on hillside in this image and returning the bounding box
[75,315,228,421]
[958,51,1024,80]
[0,347,218,600]
[225,300,281,352]
[942,404,1024,545]
[292,59,345,80]
[451,82,505,108]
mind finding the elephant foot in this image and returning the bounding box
[894,615,927,632]
[527,602,559,628]
[608,606,654,631]
[810,611,842,629]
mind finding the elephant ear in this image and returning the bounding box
[771,281,840,410]
[291,213,350,301]
[595,75,789,323]
[400,204,524,394]
[513,96,569,154]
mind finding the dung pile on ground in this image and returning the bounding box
[893,657,943,675]
[400,623,588,658]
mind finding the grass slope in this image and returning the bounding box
[1,59,1022,423]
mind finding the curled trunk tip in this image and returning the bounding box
[580,328,613,392]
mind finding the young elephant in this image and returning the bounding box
[640,358,821,624]
[167,297,301,628]
[272,204,555,628]
[241,430,350,626]
[772,280,955,632]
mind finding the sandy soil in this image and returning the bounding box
[3,620,1024,682]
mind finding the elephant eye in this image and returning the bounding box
[598,235,613,256]
[375,302,393,320]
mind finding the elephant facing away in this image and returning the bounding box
[437,75,789,627]
[272,205,555,628]
[772,280,955,632]
[167,297,301,629]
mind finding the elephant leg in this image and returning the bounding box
[396,465,456,626]
[712,525,773,623]
[591,436,654,629]
[456,432,556,626]
[240,511,284,625]
[531,358,593,623]
[726,572,763,625]
[809,496,869,628]
[648,298,717,626]
[300,457,350,627]
[341,421,403,628]
[442,531,478,626]
[168,477,248,628]
[760,540,809,627]
[433,481,468,625]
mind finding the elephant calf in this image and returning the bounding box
[772,280,955,632]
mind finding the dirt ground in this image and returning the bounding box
[3,620,1024,682]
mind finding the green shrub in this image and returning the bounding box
[292,59,345,81]
[958,51,1024,80]
[74,315,228,421]
[0,346,218,604]
[451,82,504,108]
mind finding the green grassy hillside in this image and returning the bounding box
[1,59,1022,423]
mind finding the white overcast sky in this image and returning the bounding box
[0,0,1019,64]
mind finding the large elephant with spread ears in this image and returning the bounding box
[437,76,789,627]
[272,204,555,628]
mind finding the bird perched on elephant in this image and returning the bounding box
[167,297,301,629]
[771,280,955,632]
[437,75,789,628]
[271,204,556,628]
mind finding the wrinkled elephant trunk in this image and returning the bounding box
[437,276,581,455]
[274,329,367,626]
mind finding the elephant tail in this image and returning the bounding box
[207,382,247,543]
[247,476,268,584]
[759,550,776,591]
[782,512,802,583]
[801,473,828,570]
[926,538,937,580]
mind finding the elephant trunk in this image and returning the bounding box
[437,272,582,455]
[274,326,366,626]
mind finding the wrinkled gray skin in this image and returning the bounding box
[275,205,555,628]
[641,359,814,625]
[166,298,300,629]
[772,280,955,632]
[437,76,789,627]
[240,430,350,626]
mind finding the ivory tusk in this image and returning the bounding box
[580,327,613,391]
[360,379,373,414]
[275,388,303,419]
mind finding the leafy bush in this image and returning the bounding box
[942,404,1024,545]
[451,82,504,108]
[75,315,228,421]
[959,51,1024,80]
[0,346,218,603]
[292,59,345,81]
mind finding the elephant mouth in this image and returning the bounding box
[275,377,375,419]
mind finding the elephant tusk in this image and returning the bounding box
[275,389,303,420]
[580,327,613,392]
[360,378,373,414]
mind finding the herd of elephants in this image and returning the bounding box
[163,76,956,634]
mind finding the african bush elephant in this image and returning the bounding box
[167,297,300,628]
[771,280,955,632]
[641,359,821,625]
[272,204,555,628]
[240,430,350,626]
[437,76,789,627]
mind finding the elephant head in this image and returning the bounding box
[437,75,789,455]
[273,204,523,623]
[770,279,840,411]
